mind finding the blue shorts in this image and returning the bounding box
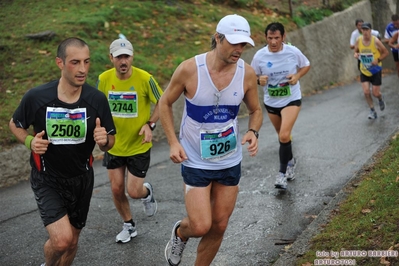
[181,163,241,187]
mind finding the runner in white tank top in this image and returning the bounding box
[179,52,245,170]
[160,14,263,266]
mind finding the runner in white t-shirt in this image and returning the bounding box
[251,22,310,190]
[350,19,380,49]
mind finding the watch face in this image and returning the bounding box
[148,122,156,130]
[248,129,258,138]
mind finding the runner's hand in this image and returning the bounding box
[169,143,188,163]
[258,75,268,86]
[139,124,153,144]
[94,118,108,147]
[287,73,299,85]
[31,130,50,155]
[241,132,258,157]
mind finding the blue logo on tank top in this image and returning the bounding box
[186,100,239,123]
[267,62,273,68]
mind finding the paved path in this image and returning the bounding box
[1,74,398,265]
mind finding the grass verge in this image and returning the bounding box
[296,133,399,266]
[0,0,295,151]
[0,0,362,151]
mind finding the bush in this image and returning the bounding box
[293,6,333,27]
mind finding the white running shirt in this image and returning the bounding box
[251,44,310,108]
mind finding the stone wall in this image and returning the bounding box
[0,145,31,187]
[0,0,396,188]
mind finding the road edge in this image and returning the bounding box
[272,128,399,266]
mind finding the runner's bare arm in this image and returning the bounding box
[375,38,389,63]
[388,31,399,49]
[242,64,263,156]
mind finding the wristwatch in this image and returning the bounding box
[146,121,156,131]
[247,129,259,139]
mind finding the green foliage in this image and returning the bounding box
[339,0,364,10]
[292,16,307,28]
[0,0,279,150]
[290,0,362,28]
[0,0,352,150]
[207,0,265,8]
[293,6,334,28]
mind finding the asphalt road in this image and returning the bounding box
[1,74,399,266]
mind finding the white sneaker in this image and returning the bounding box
[286,158,296,181]
[116,222,137,243]
[142,182,157,217]
[165,220,187,266]
[368,110,377,119]
[274,172,287,189]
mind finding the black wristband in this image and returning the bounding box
[147,121,156,131]
[257,78,260,85]
[247,129,259,139]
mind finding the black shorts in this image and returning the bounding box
[30,167,94,229]
[102,149,151,178]
[360,71,382,86]
[181,163,241,187]
[392,50,398,62]
[264,99,302,117]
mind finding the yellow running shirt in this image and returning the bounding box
[357,36,382,77]
[97,67,163,156]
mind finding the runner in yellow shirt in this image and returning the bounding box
[97,38,163,243]
[354,22,388,119]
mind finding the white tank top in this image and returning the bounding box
[180,52,245,170]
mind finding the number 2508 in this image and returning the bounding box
[51,124,81,137]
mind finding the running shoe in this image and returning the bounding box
[274,172,287,189]
[142,182,157,217]
[165,220,187,266]
[368,110,377,119]
[286,158,297,181]
[116,222,137,243]
[379,96,386,111]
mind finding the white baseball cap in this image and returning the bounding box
[216,14,254,46]
[109,39,134,57]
